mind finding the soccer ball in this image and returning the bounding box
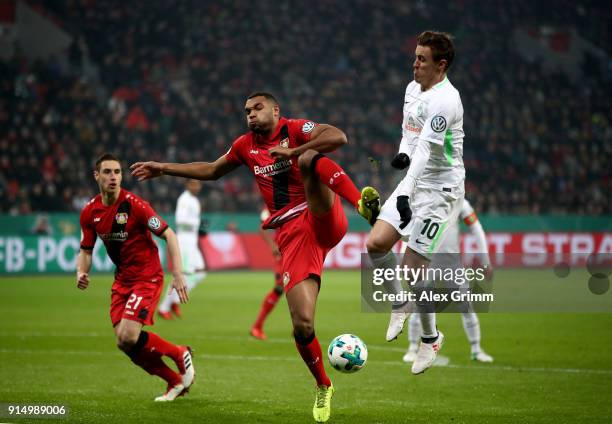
[327,334,368,373]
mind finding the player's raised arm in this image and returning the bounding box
[295,124,347,154]
[76,249,92,290]
[130,155,239,182]
[159,227,189,304]
[269,124,347,159]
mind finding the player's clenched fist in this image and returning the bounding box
[77,273,90,290]
[268,146,295,160]
[396,195,412,230]
[130,161,164,181]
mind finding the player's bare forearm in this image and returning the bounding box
[131,156,238,181]
[76,249,92,290]
[293,124,348,155]
[163,162,218,180]
[161,228,183,276]
[160,228,189,303]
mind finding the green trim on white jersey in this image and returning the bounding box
[428,221,448,254]
[444,129,453,165]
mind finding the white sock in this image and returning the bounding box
[412,278,437,339]
[462,312,481,353]
[408,313,421,348]
[419,313,437,339]
[370,251,404,307]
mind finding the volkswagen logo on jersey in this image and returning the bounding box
[431,115,447,133]
[115,212,128,224]
[148,216,161,231]
[301,121,316,134]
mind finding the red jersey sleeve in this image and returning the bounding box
[224,135,247,165]
[287,119,318,145]
[132,197,169,237]
[79,206,96,250]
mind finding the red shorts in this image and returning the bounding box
[276,195,347,293]
[110,280,163,327]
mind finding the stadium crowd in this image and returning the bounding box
[1,0,610,215]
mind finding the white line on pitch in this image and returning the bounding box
[0,331,409,352]
[1,347,611,376]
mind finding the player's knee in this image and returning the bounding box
[116,330,139,352]
[366,233,391,254]
[292,317,314,340]
[297,149,319,174]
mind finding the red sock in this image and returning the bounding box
[253,289,281,329]
[313,156,361,208]
[147,356,182,386]
[295,335,332,387]
[128,349,182,386]
[144,331,182,363]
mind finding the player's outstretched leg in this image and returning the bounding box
[250,284,283,340]
[298,150,379,224]
[115,320,195,400]
[410,280,443,374]
[286,279,334,423]
[400,248,443,375]
[366,221,408,341]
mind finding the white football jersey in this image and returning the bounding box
[175,190,201,241]
[398,77,465,189]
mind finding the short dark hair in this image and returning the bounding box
[247,92,279,106]
[417,31,455,71]
[95,153,121,171]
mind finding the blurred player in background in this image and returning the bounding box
[366,31,465,375]
[403,198,494,363]
[158,179,207,319]
[76,153,195,402]
[131,92,380,423]
[250,207,283,340]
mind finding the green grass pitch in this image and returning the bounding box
[1,271,611,423]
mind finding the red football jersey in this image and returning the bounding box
[79,189,168,284]
[225,117,317,227]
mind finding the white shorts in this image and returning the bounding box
[178,236,206,275]
[378,185,464,259]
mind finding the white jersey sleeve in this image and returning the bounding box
[398,82,418,155]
